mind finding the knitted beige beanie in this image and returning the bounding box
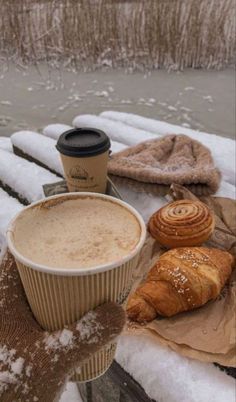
[108,134,221,195]
[0,251,126,402]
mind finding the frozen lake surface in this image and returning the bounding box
[0,65,235,139]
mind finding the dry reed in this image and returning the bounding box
[0,0,235,70]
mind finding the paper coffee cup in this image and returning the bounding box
[7,193,146,382]
[56,128,110,193]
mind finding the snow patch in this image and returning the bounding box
[203,95,213,103]
[0,101,12,106]
[0,137,13,153]
[112,181,167,223]
[11,131,64,176]
[59,330,74,347]
[0,188,23,236]
[121,99,132,104]
[44,329,74,350]
[11,357,25,375]
[0,149,58,203]
[76,311,104,344]
[180,106,192,112]
[43,124,72,140]
[0,116,12,127]
[0,345,25,394]
[182,113,192,122]
[116,334,236,402]
[94,91,109,98]
[167,105,178,111]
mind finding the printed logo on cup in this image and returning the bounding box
[66,165,98,190]
[70,165,90,180]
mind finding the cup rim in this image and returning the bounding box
[7,192,146,276]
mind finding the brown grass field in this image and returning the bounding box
[0,0,235,70]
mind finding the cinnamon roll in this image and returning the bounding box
[148,200,215,248]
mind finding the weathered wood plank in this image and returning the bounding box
[13,145,62,177]
[77,361,156,402]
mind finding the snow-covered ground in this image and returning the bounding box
[0,113,235,401]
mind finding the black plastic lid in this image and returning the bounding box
[56,128,111,157]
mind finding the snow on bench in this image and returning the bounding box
[11,131,64,177]
[72,114,155,147]
[0,137,13,153]
[43,123,127,154]
[117,334,236,402]
[43,123,72,140]
[100,111,236,186]
[0,149,58,204]
[216,181,236,200]
[0,188,23,236]
[0,188,23,260]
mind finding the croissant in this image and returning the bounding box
[148,200,215,248]
[127,247,234,322]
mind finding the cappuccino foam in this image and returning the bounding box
[13,197,141,269]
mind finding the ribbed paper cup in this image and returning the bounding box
[7,192,146,382]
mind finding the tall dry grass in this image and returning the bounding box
[0,0,235,70]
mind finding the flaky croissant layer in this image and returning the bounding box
[127,247,234,322]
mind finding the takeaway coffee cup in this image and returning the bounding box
[7,192,146,382]
[56,128,111,193]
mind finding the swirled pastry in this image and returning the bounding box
[127,247,234,321]
[148,200,215,248]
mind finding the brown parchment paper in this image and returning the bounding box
[125,184,236,367]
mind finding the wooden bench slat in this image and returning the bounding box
[11,131,64,176]
[0,149,58,204]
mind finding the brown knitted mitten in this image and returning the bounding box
[0,251,126,402]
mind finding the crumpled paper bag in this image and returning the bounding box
[125,184,236,367]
